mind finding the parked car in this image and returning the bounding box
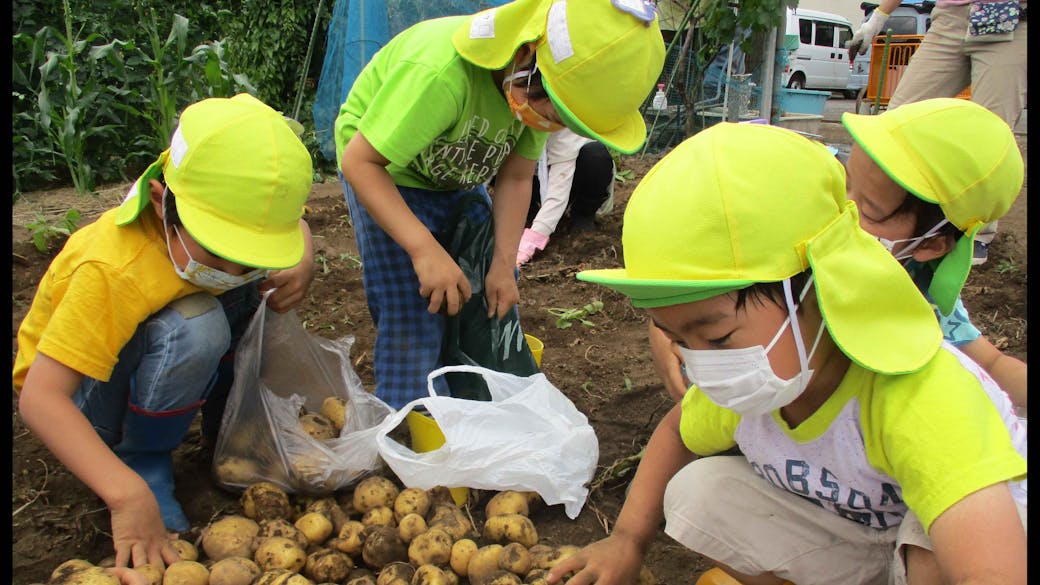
[781,8,855,96]
[847,1,934,95]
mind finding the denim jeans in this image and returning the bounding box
[73,283,259,446]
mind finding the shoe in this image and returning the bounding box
[972,240,989,266]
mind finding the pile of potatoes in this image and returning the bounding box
[213,397,350,489]
[42,474,655,585]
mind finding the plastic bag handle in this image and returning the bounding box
[425,364,528,399]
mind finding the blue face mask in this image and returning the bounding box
[162,191,267,291]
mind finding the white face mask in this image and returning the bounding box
[877,218,950,261]
[163,190,267,291]
[677,277,826,416]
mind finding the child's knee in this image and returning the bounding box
[158,292,232,359]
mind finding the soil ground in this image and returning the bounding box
[10,119,1027,584]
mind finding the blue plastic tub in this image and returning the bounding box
[779,88,831,116]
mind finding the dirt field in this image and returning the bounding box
[10,122,1027,584]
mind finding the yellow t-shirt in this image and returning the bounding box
[679,345,1027,532]
[13,207,204,390]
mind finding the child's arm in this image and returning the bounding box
[342,131,472,315]
[546,403,696,585]
[959,335,1027,409]
[17,354,180,569]
[261,219,316,313]
[648,320,690,402]
[484,151,536,319]
[925,482,1025,584]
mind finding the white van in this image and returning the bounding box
[847,2,934,95]
[782,8,855,96]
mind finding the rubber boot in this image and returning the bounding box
[113,400,202,532]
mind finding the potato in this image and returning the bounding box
[441,568,460,585]
[295,511,334,544]
[498,542,532,575]
[397,512,428,543]
[132,563,163,585]
[333,520,367,554]
[483,514,538,548]
[255,518,310,550]
[161,560,208,585]
[201,515,261,561]
[97,557,116,569]
[411,565,450,585]
[214,456,262,485]
[393,487,431,522]
[253,569,315,585]
[407,527,453,566]
[466,544,504,585]
[485,571,522,585]
[168,539,198,562]
[523,569,549,585]
[485,491,529,518]
[303,548,355,583]
[207,556,262,585]
[449,538,478,576]
[426,486,456,508]
[427,504,473,541]
[300,413,338,441]
[320,396,348,431]
[304,497,350,533]
[48,566,120,585]
[344,568,378,585]
[254,536,307,572]
[50,559,94,582]
[241,482,293,522]
[361,505,395,528]
[376,562,415,585]
[354,476,400,514]
[361,525,409,569]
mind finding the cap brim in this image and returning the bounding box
[177,202,305,270]
[841,111,939,205]
[545,80,647,154]
[927,226,977,316]
[115,154,166,226]
[808,203,941,374]
[576,268,753,308]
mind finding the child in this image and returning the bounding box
[14,94,316,569]
[841,97,1026,410]
[516,128,616,266]
[335,0,665,407]
[551,123,1026,585]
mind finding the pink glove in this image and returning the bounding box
[516,228,550,266]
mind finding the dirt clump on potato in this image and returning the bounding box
[362,524,409,570]
[498,542,532,575]
[303,547,355,583]
[427,504,473,541]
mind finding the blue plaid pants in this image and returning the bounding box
[341,174,494,408]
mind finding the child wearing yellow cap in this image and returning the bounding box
[14,94,316,569]
[334,0,665,407]
[548,123,1026,585]
[841,97,1026,410]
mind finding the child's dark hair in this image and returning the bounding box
[893,191,963,242]
[161,185,183,227]
[734,270,814,313]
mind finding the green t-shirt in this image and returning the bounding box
[334,15,547,191]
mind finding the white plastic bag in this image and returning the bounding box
[375,365,599,519]
[213,292,394,494]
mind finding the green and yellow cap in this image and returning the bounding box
[842,98,1023,315]
[453,0,665,154]
[116,93,313,270]
[578,122,941,375]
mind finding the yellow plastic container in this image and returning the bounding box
[525,334,543,368]
[405,410,469,506]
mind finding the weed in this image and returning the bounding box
[996,258,1020,274]
[614,168,635,183]
[547,300,605,329]
[338,252,362,269]
[26,208,82,253]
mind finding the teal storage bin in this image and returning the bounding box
[779,88,831,116]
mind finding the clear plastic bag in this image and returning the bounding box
[212,292,394,494]
[375,365,599,519]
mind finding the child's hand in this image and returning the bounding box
[107,567,150,585]
[261,259,315,313]
[110,488,181,570]
[484,258,520,320]
[412,246,472,315]
[546,534,645,585]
